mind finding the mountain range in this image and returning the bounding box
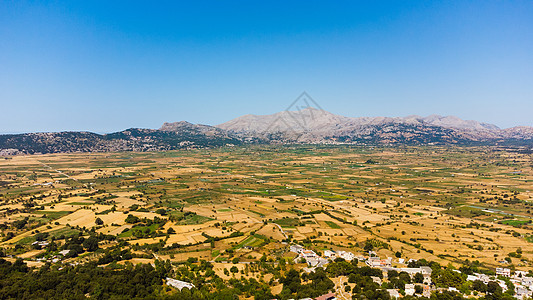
[217,108,533,144]
[2,108,532,155]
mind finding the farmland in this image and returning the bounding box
[0,145,532,299]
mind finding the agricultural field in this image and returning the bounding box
[0,145,532,298]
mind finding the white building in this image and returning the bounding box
[496,268,511,277]
[306,257,329,268]
[323,250,355,261]
[477,273,491,284]
[423,285,432,298]
[300,250,319,259]
[32,241,49,247]
[324,250,336,258]
[387,289,400,298]
[290,244,305,253]
[520,277,533,289]
[166,278,194,291]
[405,284,416,296]
[367,257,392,268]
[371,276,382,285]
[497,280,508,292]
[337,251,355,261]
[514,271,529,279]
[515,285,532,299]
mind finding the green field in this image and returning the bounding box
[325,221,341,229]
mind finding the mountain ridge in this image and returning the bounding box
[217,107,503,132]
[1,108,532,155]
[215,107,529,144]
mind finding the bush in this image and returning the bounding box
[125,214,140,224]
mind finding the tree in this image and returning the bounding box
[364,241,374,251]
[13,217,28,229]
[414,272,424,283]
[432,268,465,288]
[0,259,170,298]
[487,281,502,294]
[415,285,423,294]
[326,260,355,277]
[432,291,465,300]
[472,280,487,293]
[125,214,140,224]
[35,232,49,241]
[388,270,399,278]
[95,218,104,226]
[230,266,238,274]
[83,237,99,252]
[399,272,412,284]
[281,269,301,294]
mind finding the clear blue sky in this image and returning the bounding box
[1,1,532,133]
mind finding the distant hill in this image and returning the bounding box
[1,108,532,155]
[0,125,241,155]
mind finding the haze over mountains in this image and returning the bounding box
[2,108,533,155]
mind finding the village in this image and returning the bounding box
[286,244,533,300]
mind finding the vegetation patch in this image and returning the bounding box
[325,221,341,229]
[274,218,300,228]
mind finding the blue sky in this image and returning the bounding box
[1,1,532,133]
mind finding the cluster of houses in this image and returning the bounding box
[290,244,361,268]
[382,266,432,282]
[367,256,533,299]
[376,260,433,298]
[465,268,533,299]
[323,249,356,261]
[385,285,431,299]
[366,255,393,268]
[290,244,329,268]
[289,244,533,299]
[33,249,71,264]
[383,263,533,299]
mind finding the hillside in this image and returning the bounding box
[0,126,241,155]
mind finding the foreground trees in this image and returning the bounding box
[0,258,274,300]
[0,258,167,299]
